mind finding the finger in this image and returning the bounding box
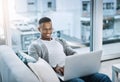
[60,68,64,72]
[59,68,64,75]
[61,68,64,75]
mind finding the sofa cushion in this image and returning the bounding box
[28,57,60,82]
[17,51,37,64]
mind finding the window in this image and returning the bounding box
[102,0,120,60]
[48,2,52,8]
[103,3,105,9]
[83,3,87,11]
[102,1,119,41]
[81,22,90,43]
[0,0,5,45]
[82,1,90,12]
[1,0,119,60]
[82,1,90,17]
[116,0,120,14]
[105,2,114,10]
[6,0,92,52]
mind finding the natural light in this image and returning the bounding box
[0,0,4,36]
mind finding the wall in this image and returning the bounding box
[56,0,81,38]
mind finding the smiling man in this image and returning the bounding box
[28,17,112,82]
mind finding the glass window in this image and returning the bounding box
[82,1,90,17]
[106,3,114,9]
[0,0,5,45]
[103,0,119,41]
[83,3,88,11]
[7,0,92,53]
[102,0,120,60]
[117,0,120,14]
[48,2,52,8]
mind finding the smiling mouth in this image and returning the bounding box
[46,34,51,37]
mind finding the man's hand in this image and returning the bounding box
[53,65,64,76]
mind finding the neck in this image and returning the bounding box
[41,37,52,41]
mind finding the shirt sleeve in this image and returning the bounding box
[28,43,39,61]
[59,39,76,56]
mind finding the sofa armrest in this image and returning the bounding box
[0,45,40,82]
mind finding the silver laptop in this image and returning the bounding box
[57,50,102,81]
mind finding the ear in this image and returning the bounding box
[38,26,41,32]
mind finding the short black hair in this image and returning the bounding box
[39,17,51,25]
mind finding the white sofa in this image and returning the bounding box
[0,45,40,82]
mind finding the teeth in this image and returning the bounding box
[46,34,50,36]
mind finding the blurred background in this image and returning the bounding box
[0,0,120,60]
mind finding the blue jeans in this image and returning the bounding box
[61,73,112,82]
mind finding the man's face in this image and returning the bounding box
[38,22,53,40]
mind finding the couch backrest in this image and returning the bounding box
[0,45,40,82]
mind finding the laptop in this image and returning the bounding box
[57,50,102,81]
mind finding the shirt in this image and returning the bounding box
[42,38,66,67]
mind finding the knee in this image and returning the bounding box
[94,73,112,82]
[101,74,112,82]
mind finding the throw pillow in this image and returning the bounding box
[28,57,60,82]
[17,51,37,64]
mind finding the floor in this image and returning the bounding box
[100,58,120,80]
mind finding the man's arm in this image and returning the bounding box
[59,39,76,56]
[28,43,39,61]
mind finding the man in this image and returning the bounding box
[28,17,112,82]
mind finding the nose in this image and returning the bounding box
[45,29,52,33]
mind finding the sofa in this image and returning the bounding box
[0,45,61,82]
[0,45,40,82]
